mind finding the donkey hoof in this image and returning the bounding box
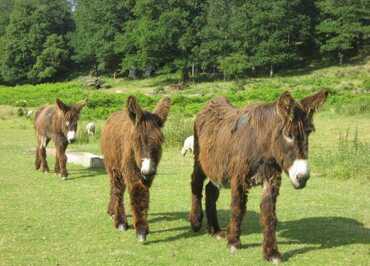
[117,223,128,231]
[214,230,226,240]
[191,223,202,232]
[266,252,282,264]
[137,233,146,243]
[229,245,238,254]
[228,240,241,254]
[270,256,282,265]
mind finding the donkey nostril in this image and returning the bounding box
[297,173,310,180]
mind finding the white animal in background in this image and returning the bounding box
[86,122,96,136]
[181,135,194,156]
[26,110,33,118]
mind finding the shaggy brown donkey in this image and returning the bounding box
[189,90,328,263]
[34,99,86,179]
[101,96,171,242]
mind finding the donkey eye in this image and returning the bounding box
[283,132,294,143]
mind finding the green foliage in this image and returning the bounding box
[1,76,369,121]
[115,0,201,79]
[30,34,71,82]
[0,0,13,36]
[316,0,370,64]
[1,0,370,84]
[71,0,131,74]
[219,53,250,79]
[0,0,73,84]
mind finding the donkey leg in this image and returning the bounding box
[189,163,206,232]
[227,178,247,253]
[260,177,282,263]
[109,170,128,231]
[54,153,60,174]
[35,146,41,170]
[56,143,68,179]
[205,181,222,238]
[39,138,50,173]
[129,181,150,242]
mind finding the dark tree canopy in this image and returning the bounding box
[71,0,132,74]
[0,0,73,84]
[0,0,369,84]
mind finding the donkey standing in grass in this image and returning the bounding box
[34,99,86,179]
[101,96,171,242]
[189,90,328,263]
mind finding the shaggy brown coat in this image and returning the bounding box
[101,96,171,241]
[34,99,86,179]
[189,90,328,263]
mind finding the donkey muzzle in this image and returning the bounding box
[288,159,310,189]
[67,130,77,143]
[141,158,156,177]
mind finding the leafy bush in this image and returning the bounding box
[0,80,369,121]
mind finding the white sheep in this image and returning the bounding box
[86,122,96,136]
[26,110,33,118]
[181,135,194,156]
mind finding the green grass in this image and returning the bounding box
[1,62,370,120]
[0,113,369,265]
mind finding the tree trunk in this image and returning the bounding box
[182,67,190,83]
[338,51,343,65]
[270,64,274,77]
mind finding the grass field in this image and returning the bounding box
[0,111,369,265]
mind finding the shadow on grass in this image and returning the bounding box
[66,168,106,180]
[145,210,369,261]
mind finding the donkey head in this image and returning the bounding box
[274,90,328,189]
[56,98,87,143]
[127,96,171,179]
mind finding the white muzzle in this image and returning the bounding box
[67,131,76,143]
[288,159,310,187]
[141,158,153,176]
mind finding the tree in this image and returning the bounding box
[115,0,206,81]
[72,0,132,74]
[197,0,240,75]
[316,0,370,64]
[246,0,312,76]
[29,34,70,82]
[1,0,73,84]
[0,0,13,36]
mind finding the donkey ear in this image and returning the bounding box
[153,97,171,127]
[56,98,69,113]
[76,99,88,112]
[277,91,295,121]
[300,90,329,116]
[127,96,143,125]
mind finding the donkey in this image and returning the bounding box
[34,98,86,179]
[101,96,171,242]
[189,90,328,263]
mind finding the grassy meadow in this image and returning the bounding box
[0,62,370,265]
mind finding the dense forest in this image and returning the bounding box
[0,0,369,85]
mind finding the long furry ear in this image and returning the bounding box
[127,96,143,125]
[76,99,88,112]
[56,98,69,113]
[276,91,295,122]
[300,90,329,115]
[153,97,171,127]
